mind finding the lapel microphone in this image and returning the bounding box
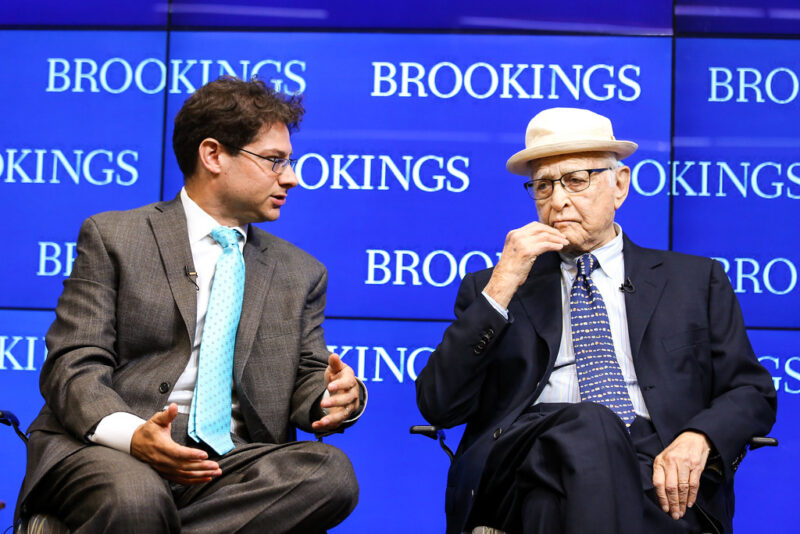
[185,266,199,291]
[619,277,636,293]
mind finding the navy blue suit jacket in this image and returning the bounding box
[416,235,777,534]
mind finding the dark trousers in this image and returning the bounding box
[467,402,705,534]
[26,415,359,534]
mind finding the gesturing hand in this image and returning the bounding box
[130,403,222,485]
[652,431,712,520]
[484,221,569,308]
[312,354,360,432]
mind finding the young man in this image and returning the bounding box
[18,77,364,533]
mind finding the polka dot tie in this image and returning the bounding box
[188,226,244,455]
[570,253,636,428]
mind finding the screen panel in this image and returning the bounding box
[0,2,166,26]
[0,30,167,309]
[675,0,800,35]
[672,38,800,328]
[169,0,672,34]
[292,318,458,533]
[163,31,672,320]
[0,310,55,529]
[735,329,800,533]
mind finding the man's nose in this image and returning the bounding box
[279,165,299,189]
[549,180,570,209]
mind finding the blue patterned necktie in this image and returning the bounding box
[188,226,245,455]
[570,253,636,427]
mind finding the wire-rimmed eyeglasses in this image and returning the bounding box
[225,144,297,174]
[523,167,613,200]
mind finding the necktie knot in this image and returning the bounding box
[211,226,240,249]
[576,253,599,279]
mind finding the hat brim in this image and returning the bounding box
[506,140,638,176]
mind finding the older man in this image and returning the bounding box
[17,77,364,534]
[416,108,776,534]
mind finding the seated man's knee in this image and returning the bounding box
[563,401,626,426]
[308,444,359,520]
[65,449,178,530]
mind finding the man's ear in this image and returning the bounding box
[613,165,631,210]
[197,138,226,175]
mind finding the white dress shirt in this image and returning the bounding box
[483,224,650,418]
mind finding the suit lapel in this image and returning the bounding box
[233,227,277,383]
[516,252,563,367]
[149,197,197,344]
[622,235,666,361]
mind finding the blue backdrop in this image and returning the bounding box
[1,3,798,533]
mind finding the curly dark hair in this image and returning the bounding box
[173,76,305,177]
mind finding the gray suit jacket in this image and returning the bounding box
[18,196,336,512]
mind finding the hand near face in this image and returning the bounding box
[652,431,712,520]
[130,403,222,485]
[484,221,569,308]
[312,354,361,432]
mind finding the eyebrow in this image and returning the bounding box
[251,148,292,158]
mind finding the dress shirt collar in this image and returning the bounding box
[558,223,624,280]
[180,188,248,245]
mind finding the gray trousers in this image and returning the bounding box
[26,416,359,534]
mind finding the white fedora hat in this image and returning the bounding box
[506,107,638,176]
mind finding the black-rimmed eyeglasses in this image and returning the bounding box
[226,144,297,174]
[523,167,613,200]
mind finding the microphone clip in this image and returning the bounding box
[185,266,199,291]
[619,277,635,294]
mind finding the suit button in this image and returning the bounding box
[486,328,494,338]
[158,382,170,394]
[493,428,502,440]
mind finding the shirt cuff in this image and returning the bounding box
[482,290,509,320]
[88,412,146,454]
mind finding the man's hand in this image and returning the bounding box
[312,354,360,432]
[484,222,569,308]
[130,403,221,485]
[652,431,712,520]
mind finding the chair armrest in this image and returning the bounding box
[747,436,778,450]
[0,409,28,444]
[410,425,442,440]
[410,425,455,463]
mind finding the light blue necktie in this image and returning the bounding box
[188,226,245,455]
[570,253,636,427]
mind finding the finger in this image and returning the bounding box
[532,239,568,255]
[326,375,357,394]
[327,353,345,372]
[144,435,213,468]
[507,223,567,249]
[165,472,217,485]
[522,223,569,245]
[170,465,222,478]
[517,225,569,246]
[322,390,358,410]
[687,466,702,510]
[312,408,350,430]
[652,462,669,514]
[677,464,691,516]
[151,403,179,427]
[664,462,681,519]
[152,453,220,474]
